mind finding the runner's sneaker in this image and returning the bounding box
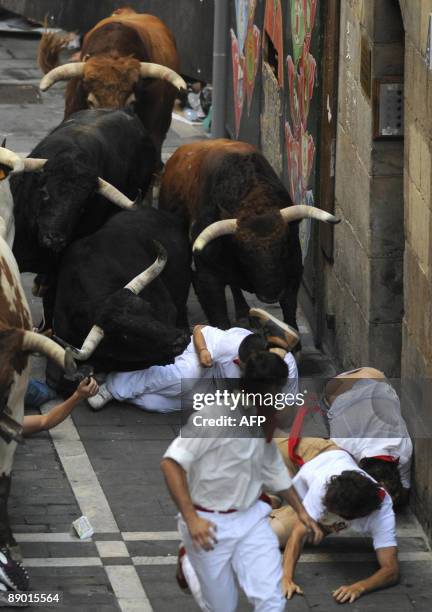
[87,383,113,411]
[249,308,300,351]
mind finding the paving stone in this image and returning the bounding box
[126,540,179,558]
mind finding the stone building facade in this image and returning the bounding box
[322,0,432,538]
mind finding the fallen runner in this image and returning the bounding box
[88,308,299,413]
[323,367,412,507]
[271,437,399,604]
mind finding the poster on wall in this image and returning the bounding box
[235,0,250,53]
[290,0,318,64]
[245,24,261,113]
[231,29,246,137]
[263,0,284,87]
[285,0,317,219]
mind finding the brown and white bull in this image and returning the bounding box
[0,171,77,558]
[38,7,186,162]
[159,139,340,331]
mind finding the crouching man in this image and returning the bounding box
[271,438,399,604]
[161,352,322,612]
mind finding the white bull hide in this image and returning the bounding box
[0,178,15,247]
[0,228,31,477]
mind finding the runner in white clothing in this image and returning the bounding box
[324,367,413,507]
[161,351,322,612]
[270,446,399,604]
[88,308,299,412]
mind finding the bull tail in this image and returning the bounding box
[38,31,74,74]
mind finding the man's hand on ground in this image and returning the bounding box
[282,577,304,599]
[332,583,365,603]
[297,511,324,545]
[187,515,217,551]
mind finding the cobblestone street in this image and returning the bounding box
[1,25,432,612]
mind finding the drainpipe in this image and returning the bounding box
[211,0,229,138]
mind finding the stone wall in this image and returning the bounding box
[399,0,432,539]
[321,0,404,377]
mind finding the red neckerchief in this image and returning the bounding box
[369,455,400,464]
[233,358,240,366]
[288,406,308,466]
[378,487,386,501]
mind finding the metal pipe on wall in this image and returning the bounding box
[211,0,229,138]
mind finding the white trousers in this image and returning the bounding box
[178,500,286,612]
[105,363,185,413]
[105,360,215,413]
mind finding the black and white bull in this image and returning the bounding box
[159,139,340,330]
[0,193,78,560]
[51,207,191,376]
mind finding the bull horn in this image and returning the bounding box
[21,330,78,377]
[57,240,167,361]
[23,158,48,172]
[40,62,85,91]
[97,178,138,209]
[0,146,25,173]
[125,240,167,295]
[280,205,340,224]
[139,62,187,90]
[0,217,6,240]
[193,219,237,252]
[0,148,48,174]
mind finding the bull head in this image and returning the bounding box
[193,205,341,303]
[0,146,139,252]
[40,58,186,110]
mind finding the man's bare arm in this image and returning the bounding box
[192,325,212,367]
[282,518,308,599]
[160,458,216,550]
[23,378,98,436]
[278,487,323,545]
[333,546,399,604]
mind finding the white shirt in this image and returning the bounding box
[293,450,397,550]
[328,379,413,487]
[163,401,293,511]
[176,326,298,394]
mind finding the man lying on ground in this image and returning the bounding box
[323,367,412,507]
[88,308,299,413]
[23,377,99,436]
[271,437,399,604]
[161,350,322,612]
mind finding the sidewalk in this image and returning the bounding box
[1,28,431,612]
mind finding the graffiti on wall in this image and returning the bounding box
[231,0,261,136]
[286,0,318,259]
[261,61,283,176]
[263,0,284,86]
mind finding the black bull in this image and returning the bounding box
[10,107,157,326]
[50,208,191,380]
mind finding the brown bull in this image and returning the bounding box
[38,8,185,161]
[159,139,340,330]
